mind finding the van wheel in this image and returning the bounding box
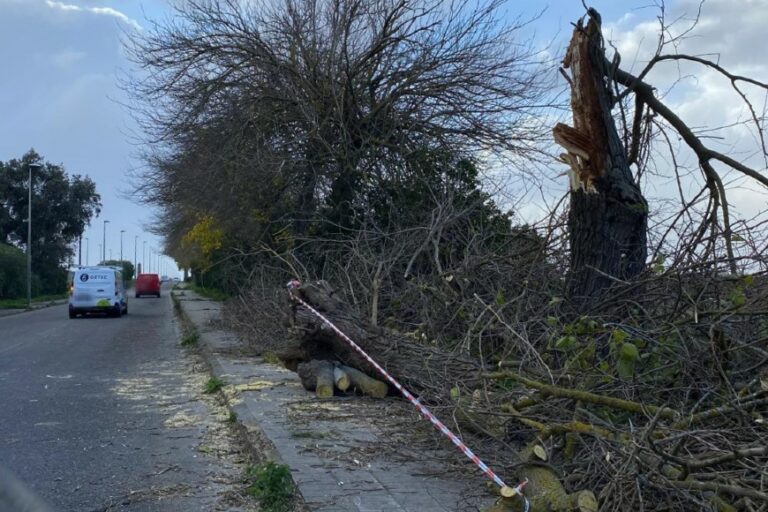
[69,310,76,319]
[135,293,140,298]
[112,304,122,317]
[157,292,161,298]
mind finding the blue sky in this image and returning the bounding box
[1,0,766,271]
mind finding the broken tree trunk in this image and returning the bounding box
[554,10,648,305]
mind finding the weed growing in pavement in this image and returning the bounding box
[261,351,281,364]
[245,461,295,512]
[227,410,237,423]
[181,330,199,346]
[204,377,225,394]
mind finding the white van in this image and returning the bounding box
[68,266,128,318]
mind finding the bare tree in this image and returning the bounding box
[126,0,551,238]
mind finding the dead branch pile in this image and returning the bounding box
[275,280,768,512]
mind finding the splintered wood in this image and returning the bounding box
[553,15,608,192]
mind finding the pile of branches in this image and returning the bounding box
[269,279,768,512]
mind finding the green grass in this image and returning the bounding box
[0,293,68,309]
[245,461,295,512]
[204,376,226,394]
[181,330,199,346]
[190,284,229,301]
[227,410,237,423]
[262,351,281,365]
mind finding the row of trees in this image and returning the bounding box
[0,150,101,298]
[130,0,768,307]
[126,0,550,291]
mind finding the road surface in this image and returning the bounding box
[0,287,255,511]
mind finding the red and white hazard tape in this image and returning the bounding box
[287,280,529,507]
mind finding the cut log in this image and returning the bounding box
[340,365,388,398]
[297,360,335,398]
[486,443,597,512]
[333,366,350,391]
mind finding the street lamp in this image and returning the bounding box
[102,220,110,263]
[142,241,147,273]
[26,162,42,306]
[120,230,125,264]
[85,237,89,265]
[134,236,138,276]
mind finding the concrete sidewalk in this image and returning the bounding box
[173,288,494,512]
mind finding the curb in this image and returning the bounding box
[170,289,287,467]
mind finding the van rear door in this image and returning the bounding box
[72,269,116,307]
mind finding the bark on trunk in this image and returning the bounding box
[555,12,648,305]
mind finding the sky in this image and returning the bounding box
[1,0,767,272]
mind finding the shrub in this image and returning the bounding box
[0,243,26,299]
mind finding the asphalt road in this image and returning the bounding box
[0,286,255,511]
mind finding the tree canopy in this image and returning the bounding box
[0,150,101,295]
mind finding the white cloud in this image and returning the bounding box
[45,0,82,11]
[45,0,142,30]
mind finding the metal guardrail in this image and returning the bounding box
[0,466,54,512]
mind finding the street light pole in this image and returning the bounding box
[120,230,125,264]
[85,237,89,265]
[27,162,41,306]
[102,220,110,263]
[142,241,147,273]
[134,236,138,276]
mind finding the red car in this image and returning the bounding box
[135,273,161,298]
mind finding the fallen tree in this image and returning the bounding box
[283,280,599,512]
[278,279,767,512]
[284,280,486,399]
